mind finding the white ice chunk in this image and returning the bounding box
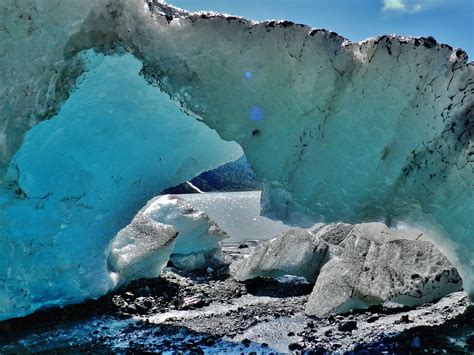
[143,195,229,271]
[107,214,178,289]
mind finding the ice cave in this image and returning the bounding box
[0,0,472,353]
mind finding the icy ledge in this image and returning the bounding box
[0,0,472,320]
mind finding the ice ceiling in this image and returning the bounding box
[0,0,472,320]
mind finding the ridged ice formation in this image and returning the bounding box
[0,0,472,320]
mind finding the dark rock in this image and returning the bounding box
[366,315,379,323]
[288,342,300,351]
[397,315,413,324]
[324,329,333,337]
[242,338,251,347]
[288,331,295,336]
[203,336,217,346]
[337,320,357,332]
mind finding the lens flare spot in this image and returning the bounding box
[244,71,252,79]
[250,106,264,121]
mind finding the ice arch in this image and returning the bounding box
[0,0,472,319]
[0,50,241,320]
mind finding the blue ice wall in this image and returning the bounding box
[0,51,241,320]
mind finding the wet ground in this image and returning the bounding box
[0,242,473,354]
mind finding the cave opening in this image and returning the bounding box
[0,49,251,318]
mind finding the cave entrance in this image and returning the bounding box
[6,49,289,256]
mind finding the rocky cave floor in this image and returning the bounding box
[0,242,473,354]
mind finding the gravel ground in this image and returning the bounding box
[0,242,472,354]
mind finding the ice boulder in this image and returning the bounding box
[233,228,329,282]
[142,195,230,271]
[231,222,462,315]
[306,227,463,316]
[108,214,178,289]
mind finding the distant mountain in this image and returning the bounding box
[162,155,261,194]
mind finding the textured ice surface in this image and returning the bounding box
[141,195,229,270]
[108,214,178,288]
[234,228,329,282]
[233,224,462,315]
[179,191,290,242]
[0,0,472,319]
[306,230,463,315]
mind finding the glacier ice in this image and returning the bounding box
[108,194,229,286]
[233,224,463,315]
[0,0,472,320]
[234,228,329,283]
[307,223,463,315]
[108,214,178,289]
[0,50,240,320]
[141,195,229,271]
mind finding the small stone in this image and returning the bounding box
[366,315,379,323]
[324,329,333,337]
[288,342,300,351]
[398,315,412,324]
[337,320,357,332]
[307,321,315,328]
[242,338,252,347]
[203,336,217,346]
[288,331,295,336]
